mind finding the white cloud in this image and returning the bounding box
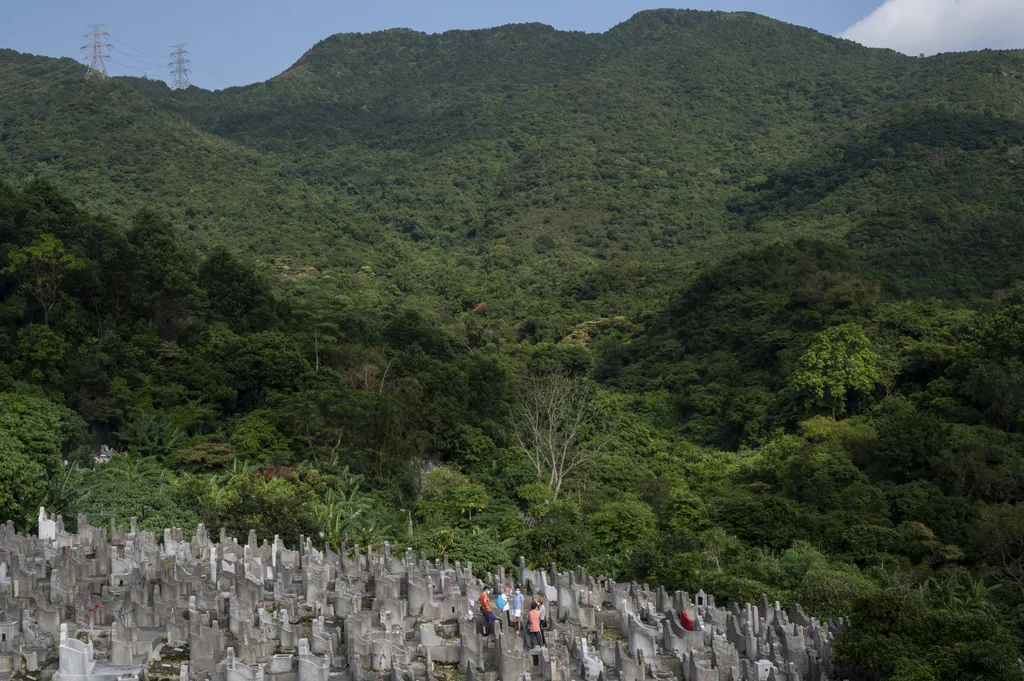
[844,0,1024,55]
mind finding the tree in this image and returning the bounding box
[231,411,291,464]
[200,474,316,547]
[198,247,277,333]
[417,464,489,526]
[17,324,65,384]
[38,462,91,527]
[590,499,657,556]
[94,451,166,483]
[114,413,186,460]
[0,393,87,474]
[835,590,1023,681]
[919,573,1000,618]
[314,467,373,548]
[4,233,84,326]
[510,374,613,499]
[81,474,197,533]
[0,432,48,528]
[792,323,881,417]
[123,210,202,340]
[795,565,878,619]
[977,504,1024,592]
[228,331,307,410]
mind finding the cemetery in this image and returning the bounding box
[0,509,841,681]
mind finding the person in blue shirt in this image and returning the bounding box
[511,587,525,631]
[495,587,509,628]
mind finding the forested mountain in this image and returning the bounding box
[6,10,1024,314]
[4,9,1024,679]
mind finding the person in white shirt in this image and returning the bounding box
[538,597,548,645]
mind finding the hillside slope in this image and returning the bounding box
[7,15,1024,675]
[0,51,394,278]
[3,11,1024,323]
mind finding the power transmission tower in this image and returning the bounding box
[168,44,192,89]
[81,24,112,80]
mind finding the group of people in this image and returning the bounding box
[477,585,548,647]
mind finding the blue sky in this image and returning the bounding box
[1,0,1021,90]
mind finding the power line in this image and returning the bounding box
[110,44,223,88]
[106,46,176,81]
[81,24,112,80]
[189,63,231,89]
[111,46,167,66]
[107,58,154,77]
[0,62,88,100]
[115,37,227,89]
[109,36,166,60]
[4,29,226,94]
[1,59,84,80]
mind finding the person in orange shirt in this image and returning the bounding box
[479,586,498,635]
[527,602,543,648]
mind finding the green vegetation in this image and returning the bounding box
[4,9,1024,678]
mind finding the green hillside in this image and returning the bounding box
[5,11,1024,318]
[4,10,1024,678]
[0,49,418,308]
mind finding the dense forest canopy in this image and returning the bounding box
[4,9,1024,679]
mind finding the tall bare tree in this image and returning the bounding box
[510,374,613,499]
[4,234,84,326]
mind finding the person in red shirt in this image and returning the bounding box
[479,586,498,635]
[528,602,543,648]
[680,609,695,631]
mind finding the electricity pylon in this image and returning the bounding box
[81,24,112,80]
[169,44,192,89]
